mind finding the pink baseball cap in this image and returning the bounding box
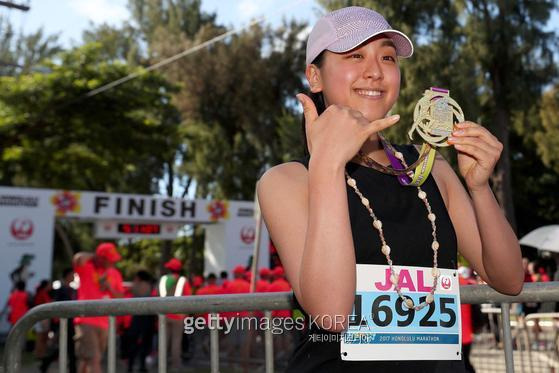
[306,6,414,65]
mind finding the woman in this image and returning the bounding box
[257,6,523,372]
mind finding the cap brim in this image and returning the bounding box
[328,29,414,58]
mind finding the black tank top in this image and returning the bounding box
[286,145,467,373]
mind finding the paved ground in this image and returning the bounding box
[3,332,558,373]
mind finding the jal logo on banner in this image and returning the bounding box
[10,218,34,240]
[240,226,255,244]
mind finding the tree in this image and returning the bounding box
[82,22,143,65]
[535,85,559,174]
[128,0,218,58]
[160,22,308,200]
[0,43,180,193]
[0,15,62,76]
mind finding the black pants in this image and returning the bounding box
[40,319,76,373]
[462,343,475,373]
[125,315,156,371]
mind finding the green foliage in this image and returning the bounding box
[0,43,180,193]
[509,84,559,236]
[116,239,165,279]
[163,21,307,199]
[535,86,559,173]
[0,15,62,76]
[82,23,143,65]
[128,0,217,52]
[78,1,308,201]
[276,110,305,163]
[116,229,204,279]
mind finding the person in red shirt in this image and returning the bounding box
[244,270,253,286]
[7,281,29,326]
[158,258,191,371]
[458,267,476,373]
[225,266,250,299]
[194,273,221,358]
[34,280,52,306]
[268,266,293,360]
[196,273,221,296]
[192,275,204,293]
[219,270,229,290]
[268,266,292,318]
[73,242,124,373]
[125,270,156,373]
[223,266,251,369]
[196,273,221,321]
[256,268,271,293]
[252,268,271,319]
[221,266,250,321]
[33,280,53,360]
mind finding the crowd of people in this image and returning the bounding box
[4,242,293,373]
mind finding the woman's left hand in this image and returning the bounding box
[447,121,503,192]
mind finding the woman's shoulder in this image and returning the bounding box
[258,160,308,190]
[257,161,310,224]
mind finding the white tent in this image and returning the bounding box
[519,225,559,253]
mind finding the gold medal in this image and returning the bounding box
[408,87,464,147]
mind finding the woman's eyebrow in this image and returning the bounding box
[380,39,397,50]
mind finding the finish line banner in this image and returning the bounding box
[0,187,232,223]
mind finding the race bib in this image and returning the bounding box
[341,264,461,361]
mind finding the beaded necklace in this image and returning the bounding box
[345,143,440,310]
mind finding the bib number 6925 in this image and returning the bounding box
[350,294,457,328]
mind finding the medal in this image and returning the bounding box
[408,87,464,147]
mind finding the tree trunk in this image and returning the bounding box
[491,106,517,230]
[160,240,172,276]
[490,63,517,231]
[54,222,75,262]
[160,158,175,275]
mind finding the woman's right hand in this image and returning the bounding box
[297,93,400,166]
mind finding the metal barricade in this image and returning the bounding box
[3,282,559,373]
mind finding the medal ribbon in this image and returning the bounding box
[380,138,436,187]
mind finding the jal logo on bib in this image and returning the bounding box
[440,275,452,290]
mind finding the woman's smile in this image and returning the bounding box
[354,88,384,99]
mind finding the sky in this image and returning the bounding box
[2,0,323,47]
[2,1,557,49]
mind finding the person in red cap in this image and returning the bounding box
[194,273,221,358]
[196,273,220,296]
[158,257,191,371]
[73,242,124,373]
[220,265,250,319]
[268,266,292,316]
[267,266,292,360]
[7,280,29,326]
[221,265,250,367]
[252,268,271,318]
[256,268,271,293]
[192,275,204,292]
[244,270,253,284]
